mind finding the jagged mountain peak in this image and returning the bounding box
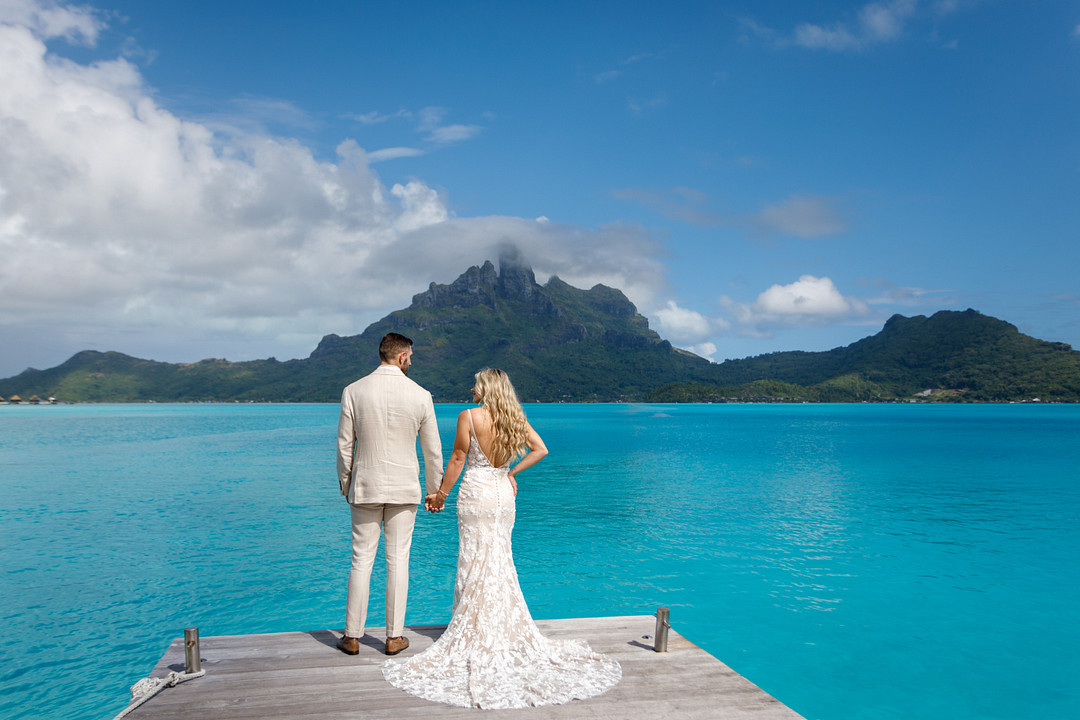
[3,263,1077,403]
[412,254,558,316]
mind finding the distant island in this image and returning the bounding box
[2,253,1078,403]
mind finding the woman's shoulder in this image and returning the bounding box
[459,406,488,422]
[468,406,494,428]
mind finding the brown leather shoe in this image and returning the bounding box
[336,635,359,655]
[385,636,409,655]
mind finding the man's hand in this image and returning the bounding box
[424,493,445,512]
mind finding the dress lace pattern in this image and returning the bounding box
[382,410,621,709]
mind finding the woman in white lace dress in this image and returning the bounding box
[381,369,621,709]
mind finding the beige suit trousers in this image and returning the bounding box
[345,503,417,638]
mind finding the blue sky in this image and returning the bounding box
[1,0,1078,377]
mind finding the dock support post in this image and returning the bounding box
[654,607,670,652]
[184,627,202,674]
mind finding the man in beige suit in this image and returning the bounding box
[336,332,443,656]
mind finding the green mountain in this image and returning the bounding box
[2,257,1078,403]
[300,253,715,402]
[651,309,1080,403]
[0,254,713,403]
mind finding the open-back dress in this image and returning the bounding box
[382,409,621,709]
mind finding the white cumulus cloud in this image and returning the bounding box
[0,0,101,43]
[686,342,718,361]
[652,301,713,341]
[649,301,732,361]
[0,7,667,375]
[721,276,870,334]
[755,276,867,317]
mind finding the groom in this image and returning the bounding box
[336,332,443,656]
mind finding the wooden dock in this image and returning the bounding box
[125,615,806,719]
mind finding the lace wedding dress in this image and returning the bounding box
[382,410,621,709]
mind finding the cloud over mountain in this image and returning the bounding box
[0,9,669,374]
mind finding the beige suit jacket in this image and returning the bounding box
[337,365,443,505]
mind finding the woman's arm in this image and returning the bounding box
[507,422,548,495]
[425,410,471,512]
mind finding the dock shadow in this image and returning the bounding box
[405,624,446,642]
[310,628,449,653]
[307,629,346,650]
[308,629,386,653]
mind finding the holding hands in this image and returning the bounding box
[425,490,447,513]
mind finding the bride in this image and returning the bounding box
[381,368,621,709]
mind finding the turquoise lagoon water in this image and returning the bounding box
[1,403,1077,720]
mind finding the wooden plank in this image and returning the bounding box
[124,616,806,719]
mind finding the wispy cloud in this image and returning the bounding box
[794,0,917,51]
[743,0,953,52]
[347,105,484,147]
[752,195,847,238]
[613,187,848,239]
[594,69,621,84]
[593,50,662,84]
[224,96,322,132]
[416,106,483,145]
[367,147,424,163]
[425,123,483,145]
[628,93,667,115]
[611,187,724,226]
[417,106,447,131]
[930,0,986,17]
[862,279,955,306]
[348,109,410,125]
[623,51,661,65]
[1051,292,1080,305]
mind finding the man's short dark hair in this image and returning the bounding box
[379,333,413,362]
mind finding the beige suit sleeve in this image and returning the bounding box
[418,393,444,495]
[336,389,356,497]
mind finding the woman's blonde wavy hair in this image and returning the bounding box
[473,368,529,467]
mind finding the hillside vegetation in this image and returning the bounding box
[2,257,1077,403]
